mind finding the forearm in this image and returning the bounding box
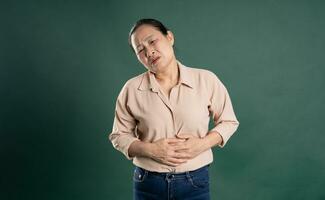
[202,131,223,149]
[128,140,153,158]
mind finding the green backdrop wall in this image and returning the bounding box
[1,0,324,199]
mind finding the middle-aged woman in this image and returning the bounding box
[109,18,239,200]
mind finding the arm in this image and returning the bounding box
[175,131,223,159]
[109,85,188,166]
[202,131,224,149]
[108,84,140,160]
[172,73,239,158]
[128,138,189,167]
[208,73,239,148]
[128,140,153,158]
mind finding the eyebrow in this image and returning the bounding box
[136,35,154,49]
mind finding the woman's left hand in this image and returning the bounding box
[172,134,209,160]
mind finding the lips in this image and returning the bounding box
[151,57,160,65]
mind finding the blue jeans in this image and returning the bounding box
[133,164,210,200]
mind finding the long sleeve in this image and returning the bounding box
[108,84,140,160]
[107,61,239,172]
[208,74,239,148]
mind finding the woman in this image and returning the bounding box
[109,18,239,200]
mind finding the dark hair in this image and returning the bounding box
[128,18,169,53]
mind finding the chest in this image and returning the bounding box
[130,85,211,139]
[158,82,176,99]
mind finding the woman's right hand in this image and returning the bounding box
[148,138,190,167]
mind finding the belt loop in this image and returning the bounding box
[186,171,191,179]
[164,172,168,180]
[144,168,148,177]
[165,173,171,181]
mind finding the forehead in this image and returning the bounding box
[131,25,162,46]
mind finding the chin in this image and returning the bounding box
[152,63,166,72]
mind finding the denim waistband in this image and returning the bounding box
[136,164,210,178]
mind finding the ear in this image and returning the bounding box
[166,30,175,46]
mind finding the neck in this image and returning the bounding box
[154,59,179,85]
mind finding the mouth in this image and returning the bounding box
[151,57,160,65]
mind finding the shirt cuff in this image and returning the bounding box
[210,122,239,148]
[123,137,141,160]
[109,132,141,160]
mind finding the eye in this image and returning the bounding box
[137,49,144,54]
[149,40,156,44]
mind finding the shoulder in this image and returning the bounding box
[117,72,147,98]
[185,65,222,84]
[123,72,146,90]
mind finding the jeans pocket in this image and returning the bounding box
[133,167,147,183]
[188,167,209,188]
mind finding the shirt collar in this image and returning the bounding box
[138,60,194,91]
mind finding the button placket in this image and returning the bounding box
[157,90,173,112]
[169,86,179,135]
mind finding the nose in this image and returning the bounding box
[145,47,155,58]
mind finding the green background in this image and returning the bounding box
[1,0,324,199]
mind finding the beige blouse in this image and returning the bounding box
[109,60,239,172]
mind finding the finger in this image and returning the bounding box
[167,138,186,144]
[168,142,187,147]
[172,144,188,151]
[176,134,194,139]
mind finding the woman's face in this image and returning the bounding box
[131,24,175,73]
